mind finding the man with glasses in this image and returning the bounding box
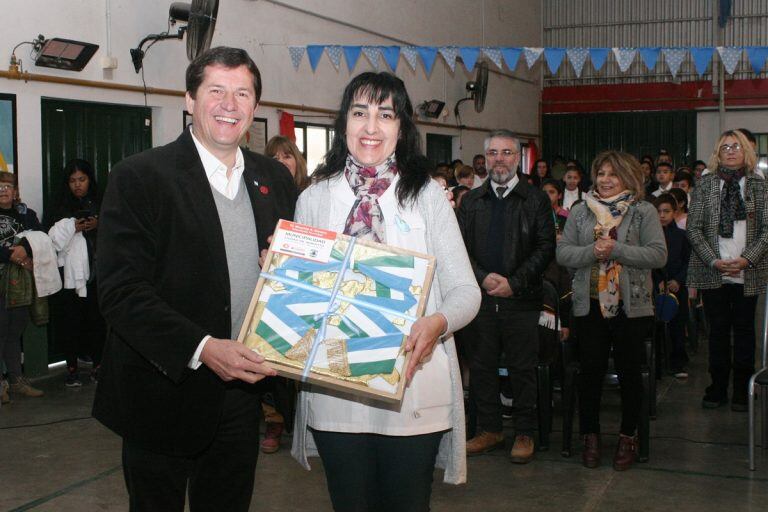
[457,129,555,463]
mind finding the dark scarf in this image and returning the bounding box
[717,167,747,238]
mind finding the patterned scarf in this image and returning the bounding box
[716,166,747,238]
[343,155,397,243]
[585,190,635,319]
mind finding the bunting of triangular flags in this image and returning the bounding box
[662,48,688,78]
[289,45,768,79]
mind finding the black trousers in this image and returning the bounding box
[122,387,260,512]
[575,301,651,436]
[466,307,539,434]
[702,284,757,403]
[311,429,444,512]
[55,282,106,369]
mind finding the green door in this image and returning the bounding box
[40,98,152,365]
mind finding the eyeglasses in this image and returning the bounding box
[0,184,15,191]
[485,149,519,158]
[719,143,743,154]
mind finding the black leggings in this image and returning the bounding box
[311,429,445,512]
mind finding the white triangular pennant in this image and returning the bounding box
[717,46,742,75]
[482,47,504,70]
[662,48,687,78]
[523,47,544,68]
[288,46,305,70]
[362,46,381,70]
[612,47,637,72]
[326,46,342,70]
[439,47,459,72]
[566,48,589,77]
[401,46,419,71]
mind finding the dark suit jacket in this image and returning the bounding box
[93,129,296,456]
[653,223,691,288]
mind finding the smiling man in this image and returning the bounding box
[93,47,296,512]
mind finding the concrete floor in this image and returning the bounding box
[2,346,768,512]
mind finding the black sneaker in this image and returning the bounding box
[65,371,82,388]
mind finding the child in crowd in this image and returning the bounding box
[562,166,584,210]
[652,162,675,197]
[653,194,691,378]
[454,164,475,188]
[668,187,689,230]
[541,178,569,233]
[674,171,694,206]
[452,185,471,210]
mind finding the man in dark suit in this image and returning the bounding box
[94,47,296,512]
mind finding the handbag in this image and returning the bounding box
[655,291,679,322]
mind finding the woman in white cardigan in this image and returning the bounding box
[291,72,481,512]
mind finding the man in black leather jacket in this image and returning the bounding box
[457,129,555,463]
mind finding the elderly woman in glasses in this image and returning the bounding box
[687,129,768,412]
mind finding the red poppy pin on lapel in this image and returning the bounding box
[259,185,269,195]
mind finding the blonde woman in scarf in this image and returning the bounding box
[557,151,666,471]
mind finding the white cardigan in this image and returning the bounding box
[48,218,90,297]
[291,173,481,484]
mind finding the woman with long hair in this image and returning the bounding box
[47,159,106,387]
[265,135,310,192]
[292,72,480,511]
[687,130,768,411]
[557,150,666,471]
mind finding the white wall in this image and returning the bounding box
[1,0,541,214]
[696,109,768,162]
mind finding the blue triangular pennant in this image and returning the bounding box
[717,46,742,75]
[343,46,361,72]
[746,46,768,74]
[589,48,609,72]
[306,45,325,72]
[566,48,589,77]
[401,46,419,71]
[690,47,714,77]
[380,46,400,71]
[288,47,305,70]
[500,47,522,70]
[662,48,687,78]
[417,47,438,74]
[543,48,566,74]
[381,46,400,71]
[459,47,481,71]
[639,47,660,71]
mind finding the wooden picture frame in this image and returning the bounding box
[238,220,435,404]
[182,111,267,154]
[0,94,18,175]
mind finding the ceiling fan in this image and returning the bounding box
[130,0,219,73]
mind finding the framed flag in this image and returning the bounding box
[238,220,436,403]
